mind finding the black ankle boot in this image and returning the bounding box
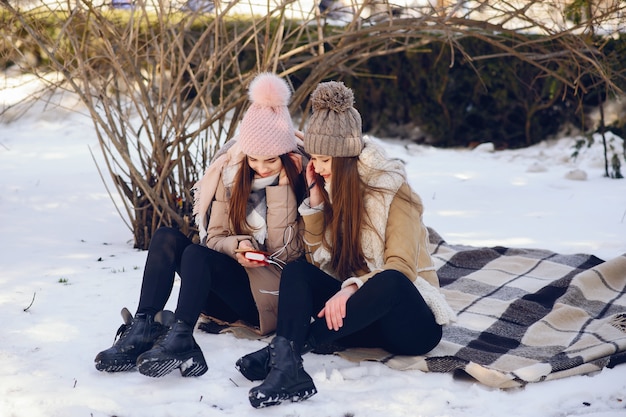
[248,336,317,408]
[236,345,270,381]
[136,319,208,378]
[236,341,313,382]
[236,335,344,381]
[95,308,167,372]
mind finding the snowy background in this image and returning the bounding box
[1,72,625,417]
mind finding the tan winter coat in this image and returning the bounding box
[299,138,456,325]
[204,165,304,335]
[302,183,437,287]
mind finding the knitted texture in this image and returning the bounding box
[238,73,297,156]
[304,81,364,157]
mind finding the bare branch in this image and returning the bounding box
[2,0,624,246]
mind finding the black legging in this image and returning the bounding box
[136,227,259,328]
[276,260,442,356]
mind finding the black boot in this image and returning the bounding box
[236,345,270,382]
[136,318,208,378]
[236,336,344,381]
[236,341,311,382]
[248,336,317,408]
[95,308,167,372]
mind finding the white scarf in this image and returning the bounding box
[246,174,279,244]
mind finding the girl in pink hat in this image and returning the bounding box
[94,73,307,378]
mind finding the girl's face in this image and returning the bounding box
[247,155,283,178]
[310,154,333,183]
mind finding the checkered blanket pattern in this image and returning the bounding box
[215,228,626,388]
[365,228,626,388]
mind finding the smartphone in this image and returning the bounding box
[244,251,267,262]
[234,248,269,265]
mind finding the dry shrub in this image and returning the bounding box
[1,0,624,247]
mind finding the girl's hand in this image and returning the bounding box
[306,159,317,186]
[235,241,266,268]
[306,160,323,207]
[317,284,358,331]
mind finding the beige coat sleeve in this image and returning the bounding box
[299,201,325,265]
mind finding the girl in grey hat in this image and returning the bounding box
[237,81,455,408]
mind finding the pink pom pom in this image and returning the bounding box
[248,73,291,108]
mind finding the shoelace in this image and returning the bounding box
[114,323,128,342]
[114,321,136,344]
[152,326,172,347]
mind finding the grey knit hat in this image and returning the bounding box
[304,81,364,157]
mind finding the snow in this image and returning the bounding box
[1,74,625,417]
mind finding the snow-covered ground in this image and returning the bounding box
[1,74,625,417]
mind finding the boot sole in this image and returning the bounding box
[249,383,317,408]
[94,352,139,373]
[95,361,136,372]
[137,351,208,378]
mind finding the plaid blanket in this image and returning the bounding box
[211,228,626,389]
[338,228,626,388]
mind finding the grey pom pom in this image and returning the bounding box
[310,81,354,113]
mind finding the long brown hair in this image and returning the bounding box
[317,156,410,280]
[229,153,305,235]
[315,157,367,279]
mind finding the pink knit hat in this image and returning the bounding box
[238,73,297,156]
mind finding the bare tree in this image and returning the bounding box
[1,0,624,247]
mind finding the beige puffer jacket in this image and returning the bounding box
[204,162,304,335]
